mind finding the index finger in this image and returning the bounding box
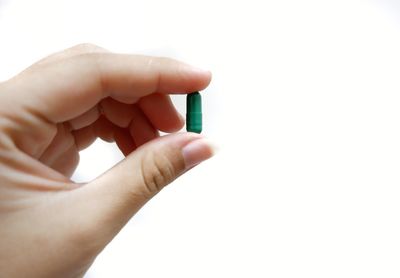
[7,53,211,123]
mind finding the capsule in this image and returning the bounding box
[186,92,202,133]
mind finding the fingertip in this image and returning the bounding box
[179,64,212,92]
[199,70,212,90]
[160,113,185,133]
[181,137,215,169]
[139,94,185,133]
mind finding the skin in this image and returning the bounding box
[0,44,214,277]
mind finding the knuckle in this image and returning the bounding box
[67,44,108,69]
[72,51,101,62]
[26,43,107,71]
[69,52,106,93]
[140,150,178,197]
[145,56,179,90]
[155,56,176,67]
[70,43,103,53]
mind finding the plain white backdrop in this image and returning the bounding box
[1,0,400,277]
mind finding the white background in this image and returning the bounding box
[1,0,400,277]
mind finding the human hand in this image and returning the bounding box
[0,44,214,277]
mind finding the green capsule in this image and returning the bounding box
[186,92,202,133]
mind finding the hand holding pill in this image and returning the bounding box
[0,44,214,277]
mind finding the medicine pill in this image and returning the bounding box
[186,92,202,133]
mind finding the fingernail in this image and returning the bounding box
[182,138,216,169]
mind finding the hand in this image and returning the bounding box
[0,44,214,277]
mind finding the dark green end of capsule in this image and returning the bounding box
[186,92,202,133]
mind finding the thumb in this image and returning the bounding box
[68,132,214,247]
